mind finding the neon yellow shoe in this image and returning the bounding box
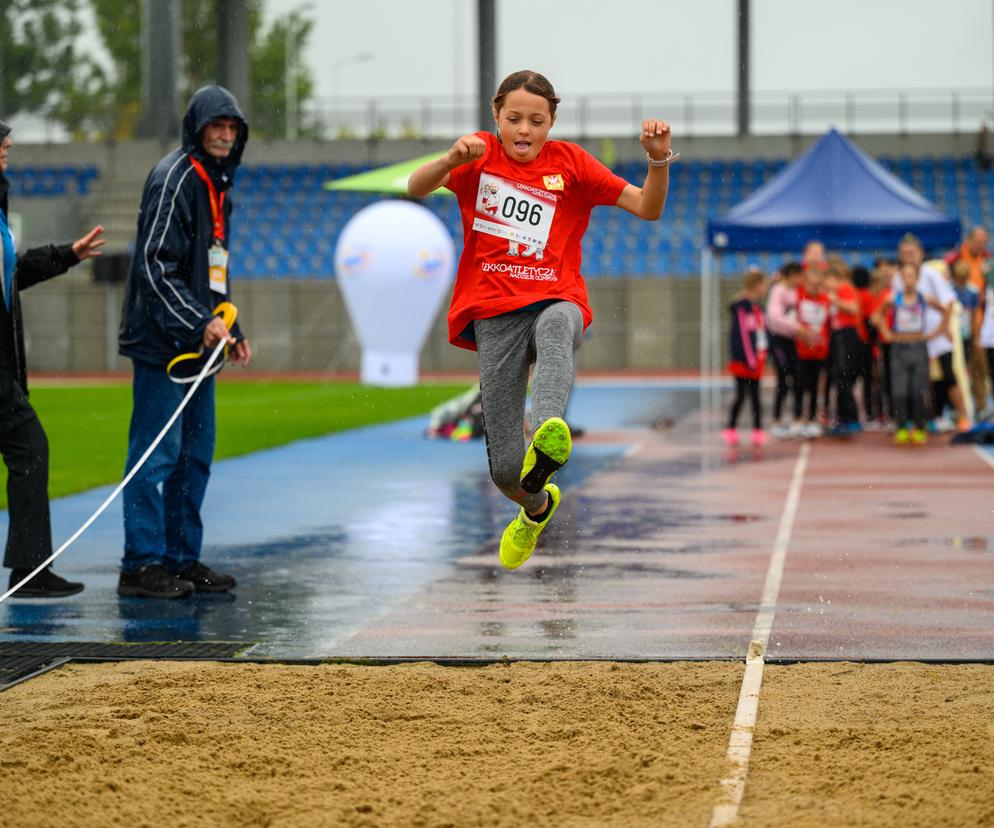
[499,484,561,570]
[894,428,910,445]
[521,417,572,494]
[910,428,928,445]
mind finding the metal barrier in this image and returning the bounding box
[301,88,994,140]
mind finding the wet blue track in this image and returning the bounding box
[0,384,700,657]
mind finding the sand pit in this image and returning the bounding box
[0,660,742,827]
[740,662,994,827]
[2,660,992,827]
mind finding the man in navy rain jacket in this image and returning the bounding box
[117,85,251,599]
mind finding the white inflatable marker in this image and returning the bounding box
[334,200,455,386]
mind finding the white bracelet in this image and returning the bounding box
[647,150,679,168]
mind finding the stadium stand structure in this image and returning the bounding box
[12,157,992,278]
[5,166,100,197]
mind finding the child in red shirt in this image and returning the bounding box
[408,70,674,570]
[825,261,864,435]
[795,266,831,437]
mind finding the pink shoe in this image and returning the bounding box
[750,429,767,447]
[721,428,739,447]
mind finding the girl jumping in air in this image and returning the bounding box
[408,70,674,569]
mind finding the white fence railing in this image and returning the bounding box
[302,88,994,140]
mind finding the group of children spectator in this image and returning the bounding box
[723,229,993,447]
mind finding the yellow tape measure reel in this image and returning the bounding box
[166,302,238,384]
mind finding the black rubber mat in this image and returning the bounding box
[0,641,251,692]
[0,640,249,660]
[0,655,71,691]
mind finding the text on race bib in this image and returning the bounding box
[472,172,557,250]
[894,305,924,334]
[799,299,827,327]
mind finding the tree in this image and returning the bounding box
[79,0,317,140]
[249,12,317,139]
[0,0,94,130]
[0,0,318,140]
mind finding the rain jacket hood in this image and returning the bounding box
[181,85,248,185]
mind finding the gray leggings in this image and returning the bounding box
[890,341,929,428]
[474,301,584,513]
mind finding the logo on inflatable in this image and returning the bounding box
[338,247,372,277]
[414,249,448,279]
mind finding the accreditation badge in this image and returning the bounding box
[208,241,228,294]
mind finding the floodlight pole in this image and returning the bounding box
[737,0,750,136]
[137,0,181,141]
[477,0,497,132]
[217,0,251,122]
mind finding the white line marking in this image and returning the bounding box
[622,442,644,459]
[971,445,994,470]
[709,442,810,828]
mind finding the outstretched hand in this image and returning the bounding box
[446,134,487,169]
[72,225,106,261]
[640,119,672,160]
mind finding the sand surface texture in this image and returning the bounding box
[2,660,991,827]
[737,662,994,827]
[1,661,742,827]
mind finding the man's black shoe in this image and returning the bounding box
[117,565,194,599]
[176,561,236,593]
[8,566,84,598]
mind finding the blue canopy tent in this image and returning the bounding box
[707,128,960,251]
[698,128,962,430]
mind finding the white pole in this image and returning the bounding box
[700,246,713,448]
[710,251,723,429]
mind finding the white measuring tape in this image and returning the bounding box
[0,337,229,605]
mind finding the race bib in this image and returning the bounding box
[799,299,826,327]
[208,242,228,294]
[895,305,923,334]
[755,326,768,351]
[472,172,557,249]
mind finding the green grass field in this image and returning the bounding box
[2,380,469,509]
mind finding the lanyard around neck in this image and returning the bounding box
[187,156,226,242]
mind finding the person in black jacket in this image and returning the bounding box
[0,120,105,597]
[117,86,250,599]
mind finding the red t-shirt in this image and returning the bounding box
[444,131,628,350]
[796,285,831,361]
[858,287,891,349]
[830,282,864,336]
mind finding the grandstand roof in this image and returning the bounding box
[707,129,961,252]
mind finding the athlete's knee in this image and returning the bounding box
[536,303,582,347]
[490,464,524,501]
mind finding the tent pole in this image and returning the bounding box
[710,251,722,433]
[700,247,713,449]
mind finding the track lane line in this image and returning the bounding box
[709,442,810,828]
[971,445,994,470]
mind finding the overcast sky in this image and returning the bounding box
[265,0,993,102]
